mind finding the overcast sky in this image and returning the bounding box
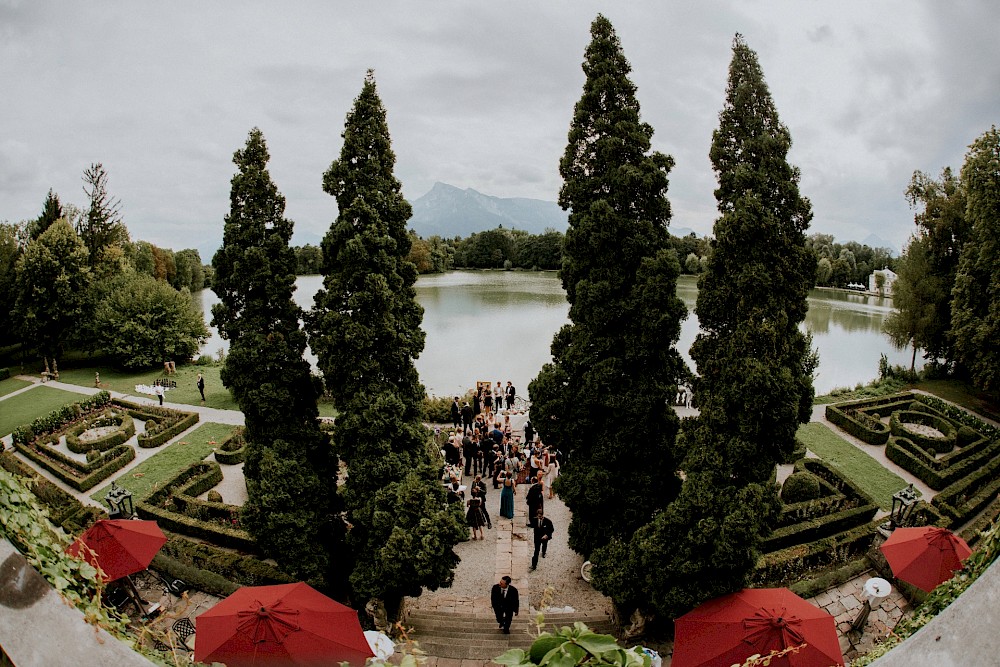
[2,1,998,258]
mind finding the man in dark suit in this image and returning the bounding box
[506,381,516,410]
[490,576,519,633]
[460,401,474,435]
[531,509,555,570]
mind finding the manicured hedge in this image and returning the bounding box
[912,393,1000,441]
[14,438,135,492]
[12,391,112,446]
[889,410,957,454]
[158,535,295,589]
[138,461,256,552]
[112,398,199,448]
[959,497,1000,546]
[932,452,1000,525]
[0,452,96,527]
[825,404,891,445]
[752,518,884,587]
[0,368,10,381]
[214,428,246,465]
[65,412,135,454]
[887,434,1000,490]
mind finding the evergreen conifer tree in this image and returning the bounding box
[308,72,464,615]
[212,128,342,589]
[591,35,814,620]
[691,34,816,484]
[78,163,129,271]
[29,189,63,241]
[528,15,687,559]
[951,126,1000,390]
[14,219,91,373]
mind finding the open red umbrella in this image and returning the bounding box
[66,519,167,582]
[195,582,375,667]
[673,588,844,667]
[880,526,972,593]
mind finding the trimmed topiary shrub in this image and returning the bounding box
[207,490,223,503]
[781,472,821,503]
[958,425,980,446]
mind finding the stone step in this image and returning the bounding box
[406,613,615,628]
[406,618,615,634]
[407,608,613,623]
[408,623,616,640]
[412,639,533,661]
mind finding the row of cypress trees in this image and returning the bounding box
[530,18,816,621]
[211,13,820,625]
[211,71,464,613]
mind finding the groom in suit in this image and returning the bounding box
[490,576,519,633]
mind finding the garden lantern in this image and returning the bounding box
[883,484,919,531]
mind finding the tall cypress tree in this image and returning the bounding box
[528,15,687,559]
[212,128,342,590]
[951,126,1000,391]
[692,33,816,484]
[307,72,464,615]
[592,35,814,620]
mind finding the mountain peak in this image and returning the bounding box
[409,183,567,238]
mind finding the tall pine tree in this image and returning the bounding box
[951,126,1000,391]
[528,15,687,559]
[307,72,464,615]
[28,189,63,241]
[212,128,342,590]
[592,35,815,621]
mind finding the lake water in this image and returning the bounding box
[195,272,918,398]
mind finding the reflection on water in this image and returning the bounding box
[196,271,919,398]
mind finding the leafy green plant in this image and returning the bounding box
[495,622,650,667]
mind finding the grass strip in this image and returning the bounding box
[0,386,86,439]
[796,421,908,510]
[57,364,240,411]
[90,422,236,503]
[0,377,31,398]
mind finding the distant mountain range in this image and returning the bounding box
[408,182,569,238]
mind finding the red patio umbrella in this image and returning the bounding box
[673,587,844,667]
[880,526,972,593]
[195,582,375,667]
[66,519,167,582]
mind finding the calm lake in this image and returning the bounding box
[196,272,918,398]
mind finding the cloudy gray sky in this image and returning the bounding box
[2,1,998,259]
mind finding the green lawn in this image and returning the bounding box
[796,422,907,510]
[90,422,237,503]
[57,364,240,411]
[0,377,31,398]
[0,386,87,438]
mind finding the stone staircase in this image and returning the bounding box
[404,608,617,661]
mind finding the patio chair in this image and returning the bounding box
[171,617,196,651]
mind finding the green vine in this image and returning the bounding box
[0,468,129,637]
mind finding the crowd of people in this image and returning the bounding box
[439,383,562,546]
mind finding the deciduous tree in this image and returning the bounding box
[884,236,945,373]
[528,15,687,559]
[212,128,342,590]
[14,219,91,374]
[94,272,207,369]
[951,126,1000,390]
[307,72,464,614]
[903,167,969,363]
